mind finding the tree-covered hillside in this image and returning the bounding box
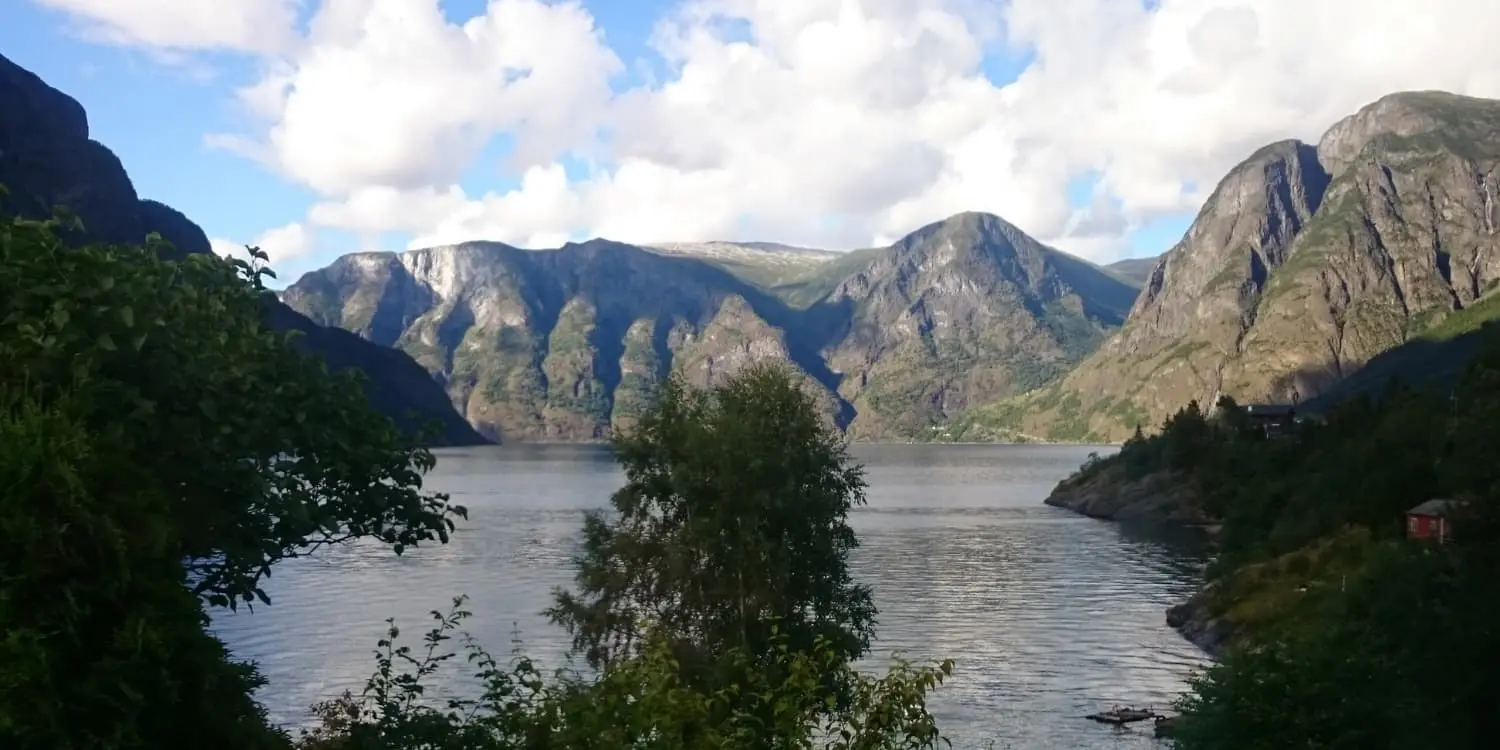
[1058,328,1500,747]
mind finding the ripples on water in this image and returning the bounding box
[213,443,1211,749]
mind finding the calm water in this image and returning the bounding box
[214,444,1211,749]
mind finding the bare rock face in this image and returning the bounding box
[1245,93,1500,399]
[1165,586,1235,658]
[977,90,1500,441]
[1122,140,1329,349]
[0,52,484,446]
[285,240,849,441]
[284,214,1136,442]
[815,212,1136,439]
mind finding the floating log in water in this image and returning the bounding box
[1085,707,1160,725]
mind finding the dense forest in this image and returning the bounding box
[1070,344,1500,748]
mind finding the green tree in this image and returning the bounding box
[1210,395,1252,436]
[0,207,463,748]
[1161,399,1211,469]
[0,210,463,609]
[546,363,876,677]
[0,390,288,750]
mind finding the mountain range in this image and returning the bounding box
[8,48,1498,446]
[281,214,1139,441]
[283,90,1500,444]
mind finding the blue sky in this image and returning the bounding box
[3,0,1194,283]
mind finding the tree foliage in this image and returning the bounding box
[0,210,463,608]
[295,598,953,750]
[0,207,461,748]
[1080,331,1500,748]
[0,390,286,750]
[546,363,877,677]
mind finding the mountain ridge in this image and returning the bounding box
[959,89,1500,441]
[1103,255,1161,287]
[284,211,1137,442]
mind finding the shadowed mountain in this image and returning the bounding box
[0,53,484,446]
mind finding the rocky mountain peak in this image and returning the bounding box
[895,211,1032,256]
[976,88,1500,444]
[285,204,1138,441]
[1317,90,1500,177]
[1119,138,1328,348]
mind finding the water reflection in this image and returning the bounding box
[213,443,1209,749]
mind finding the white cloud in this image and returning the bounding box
[35,0,300,54]
[209,237,244,259]
[41,0,1500,263]
[212,0,622,195]
[211,222,315,266]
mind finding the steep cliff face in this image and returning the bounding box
[0,53,484,446]
[285,213,1135,442]
[810,212,1137,439]
[1242,92,1500,398]
[972,91,1500,441]
[284,241,848,441]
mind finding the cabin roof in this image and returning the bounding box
[1408,499,1459,517]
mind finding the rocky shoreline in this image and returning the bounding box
[1044,466,1234,657]
[1043,464,1210,524]
[1164,586,1233,658]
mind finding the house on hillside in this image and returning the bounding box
[1407,499,1462,543]
[1244,404,1297,437]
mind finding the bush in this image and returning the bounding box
[294,597,954,750]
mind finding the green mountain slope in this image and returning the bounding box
[1103,255,1161,287]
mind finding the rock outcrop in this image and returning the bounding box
[0,53,484,446]
[1165,586,1235,658]
[812,212,1138,439]
[1042,465,1209,524]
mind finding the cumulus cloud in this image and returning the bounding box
[39,0,1500,263]
[213,0,622,195]
[211,222,316,265]
[35,0,300,54]
[209,237,243,259]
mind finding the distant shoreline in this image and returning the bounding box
[436,439,1126,449]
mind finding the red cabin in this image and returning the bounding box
[1406,499,1459,543]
